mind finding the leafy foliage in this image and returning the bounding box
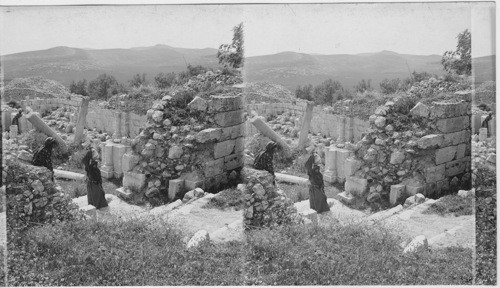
[354,79,373,93]
[88,73,126,100]
[128,73,148,88]
[379,78,408,94]
[217,23,244,69]
[442,29,471,76]
[154,72,177,89]
[296,79,350,105]
[69,79,88,96]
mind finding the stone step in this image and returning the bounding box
[116,187,132,200]
[337,191,354,205]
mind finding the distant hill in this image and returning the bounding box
[472,55,496,85]
[245,50,495,91]
[2,45,219,86]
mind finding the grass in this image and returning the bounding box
[475,167,497,285]
[7,218,473,285]
[422,194,474,217]
[203,188,245,211]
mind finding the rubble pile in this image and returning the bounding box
[242,168,301,229]
[4,156,82,229]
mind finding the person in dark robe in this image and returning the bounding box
[304,152,330,213]
[11,110,23,131]
[482,112,493,128]
[32,137,57,181]
[254,141,278,184]
[81,149,108,209]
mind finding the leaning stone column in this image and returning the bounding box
[251,116,291,152]
[297,101,314,150]
[25,111,67,151]
[74,96,90,145]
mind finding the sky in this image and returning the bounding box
[0,2,496,57]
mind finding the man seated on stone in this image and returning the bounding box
[304,152,330,213]
[254,141,278,184]
[32,137,57,181]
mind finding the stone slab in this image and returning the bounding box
[436,116,469,133]
[435,145,457,165]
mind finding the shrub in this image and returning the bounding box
[154,72,177,89]
[128,73,148,88]
[423,194,474,216]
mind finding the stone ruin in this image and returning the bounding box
[241,168,300,229]
[111,94,245,205]
[325,91,472,207]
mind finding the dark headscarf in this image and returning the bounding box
[254,141,278,176]
[305,153,324,188]
[44,137,57,149]
[82,149,102,184]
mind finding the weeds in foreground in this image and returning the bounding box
[203,188,246,211]
[7,218,473,286]
[475,167,497,285]
[422,194,474,217]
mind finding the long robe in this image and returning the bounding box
[32,138,56,181]
[82,151,108,209]
[305,154,330,213]
[254,142,278,184]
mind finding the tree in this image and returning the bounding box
[154,72,177,89]
[313,79,343,105]
[295,84,313,101]
[442,29,471,76]
[354,79,372,93]
[217,23,244,68]
[88,74,123,100]
[69,79,88,96]
[129,73,148,88]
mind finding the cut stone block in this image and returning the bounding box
[445,157,470,177]
[196,128,222,143]
[417,134,444,149]
[300,208,318,224]
[214,110,244,127]
[113,144,131,178]
[344,176,368,197]
[390,184,405,205]
[344,157,362,177]
[214,139,236,159]
[122,172,146,191]
[115,187,133,199]
[456,144,466,159]
[403,235,428,254]
[435,146,457,165]
[204,158,224,178]
[405,185,424,196]
[220,124,244,141]
[338,192,354,205]
[208,95,243,113]
[102,143,114,166]
[431,101,468,118]
[410,102,430,118]
[442,130,469,147]
[479,128,488,141]
[100,165,114,179]
[168,179,185,200]
[425,164,446,182]
[81,205,96,218]
[335,148,352,182]
[122,152,140,173]
[436,116,469,133]
[224,154,243,171]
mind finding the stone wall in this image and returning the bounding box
[245,101,370,142]
[118,94,245,205]
[331,91,472,207]
[5,97,147,138]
